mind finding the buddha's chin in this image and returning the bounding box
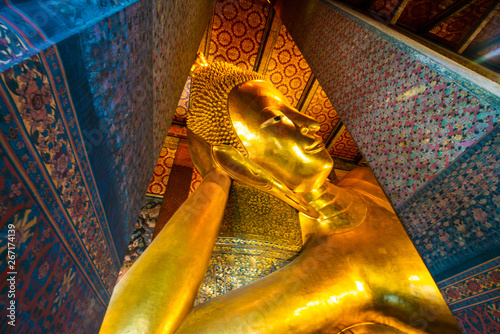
[286,167,331,193]
[291,176,328,194]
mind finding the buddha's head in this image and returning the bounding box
[188,61,332,213]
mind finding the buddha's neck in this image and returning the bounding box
[296,181,368,237]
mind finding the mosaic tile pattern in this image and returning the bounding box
[265,23,312,107]
[118,196,162,281]
[398,125,500,276]
[79,1,154,250]
[208,0,269,69]
[173,77,192,123]
[196,181,302,304]
[333,169,350,181]
[152,0,213,154]
[195,238,299,305]
[304,86,341,142]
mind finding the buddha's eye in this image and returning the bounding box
[260,114,284,128]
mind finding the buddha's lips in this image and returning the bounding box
[305,138,325,153]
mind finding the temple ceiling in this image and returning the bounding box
[344,0,500,74]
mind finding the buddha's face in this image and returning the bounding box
[228,80,333,193]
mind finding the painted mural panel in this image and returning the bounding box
[0,52,112,332]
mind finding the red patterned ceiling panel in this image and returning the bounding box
[209,0,270,70]
[189,167,203,194]
[147,136,179,195]
[304,86,341,143]
[399,0,456,31]
[265,23,312,107]
[369,0,401,20]
[329,128,360,160]
[427,0,495,48]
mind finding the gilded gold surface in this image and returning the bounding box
[100,62,461,334]
[99,170,231,334]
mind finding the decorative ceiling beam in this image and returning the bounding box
[458,0,500,54]
[254,6,280,74]
[325,121,344,149]
[418,0,474,34]
[202,14,214,57]
[466,34,500,56]
[390,0,411,25]
[296,74,318,112]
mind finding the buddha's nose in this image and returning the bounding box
[284,107,321,135]
[304,121,320,134]
[297,117,320,136]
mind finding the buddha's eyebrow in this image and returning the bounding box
[259,114,283,128]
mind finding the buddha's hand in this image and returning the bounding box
[299,181,368,235]
[187,128,270,188]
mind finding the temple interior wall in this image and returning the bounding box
[0,0,498,332]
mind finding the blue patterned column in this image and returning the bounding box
[0,0,213,332]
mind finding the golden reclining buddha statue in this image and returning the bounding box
[99,56,462,334]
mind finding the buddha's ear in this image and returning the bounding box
[212,144,319,218]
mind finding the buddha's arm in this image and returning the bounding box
[174,175,461,334]
[99,170,231,334]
